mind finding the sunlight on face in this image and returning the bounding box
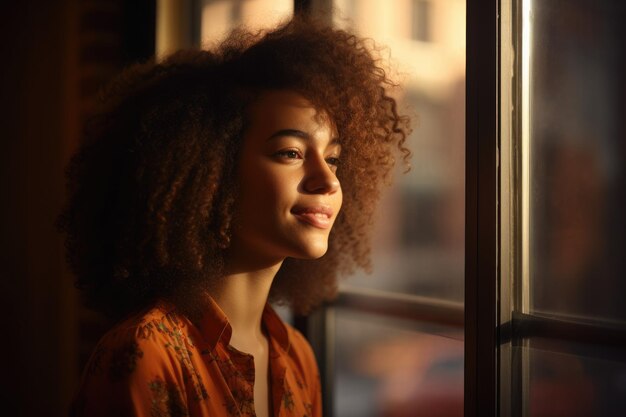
[229,90,343,267]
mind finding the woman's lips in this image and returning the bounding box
[291,206,333,229]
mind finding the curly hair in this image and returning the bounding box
[56,17,411,320]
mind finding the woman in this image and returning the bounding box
[57,17,410,417]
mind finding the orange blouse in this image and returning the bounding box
[70,297,322,417]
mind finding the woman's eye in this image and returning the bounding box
[275,149,302,160]
[326,157,340,167]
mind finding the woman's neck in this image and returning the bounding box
[211,258,283,350]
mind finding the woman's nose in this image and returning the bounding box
[302,156,340,194]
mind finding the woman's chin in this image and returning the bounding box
[292,241,329,260]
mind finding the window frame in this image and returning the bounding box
[499,0,626,416]
[464,0,500,416]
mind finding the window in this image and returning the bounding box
[498,1,626,416]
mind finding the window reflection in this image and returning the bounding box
[525,339,626,417]
[528,0,626,323]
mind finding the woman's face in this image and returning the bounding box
[229,90,343,266]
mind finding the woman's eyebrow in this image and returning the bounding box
[267,129,311,141]
[266,129,341,145]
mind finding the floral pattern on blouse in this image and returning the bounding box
[70,297,322,417]
[149,378,189,417]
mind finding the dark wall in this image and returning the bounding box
[2,2,75,415]
[1,1,154,415]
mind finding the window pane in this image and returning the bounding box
[528,0,626,322]
[333,0,466,301]
[520,339,626,417]
[334,309,463,417]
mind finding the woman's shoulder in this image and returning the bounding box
[71,303,201,416]
[82,302,193,381]
[101,302,187,344]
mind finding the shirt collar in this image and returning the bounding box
[262,303,291,354]
[194,294,232,351]
[193,294,291,353]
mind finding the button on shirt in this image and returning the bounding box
[70,296,322,417]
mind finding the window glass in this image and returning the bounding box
[333,0,466,302]
[528,0,626,323]
[522,339,626,417]
[334,309,463,417]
